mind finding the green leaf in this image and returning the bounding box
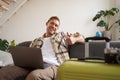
[92,14,101,21]
[97,20,107,27]
[111,8,119,13]
[99,10,105,15]
[116,19,120,25]
[92,10,105,21]
[107,10,115,16]
[10,40,16,46]
[92,7,120,31]
[0,39,9,51]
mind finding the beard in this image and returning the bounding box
[48,30,56,35]
[48,28,57,35]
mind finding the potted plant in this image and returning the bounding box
[0,38,9,51]
[0,39,16,52]
[92,8,120,39]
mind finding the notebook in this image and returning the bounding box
[9,46,44,69]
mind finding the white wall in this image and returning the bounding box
[0,0,115,44]
[116,0,120,8]
[115,0,120,40]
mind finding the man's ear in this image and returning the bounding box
[56,26,59,31]
[46,22,49,28]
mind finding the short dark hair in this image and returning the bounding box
[47,16,60,23]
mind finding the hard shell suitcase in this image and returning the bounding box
[85,36,110,59]
[57,60,120,80]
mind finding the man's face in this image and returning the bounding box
[46,19,60,35]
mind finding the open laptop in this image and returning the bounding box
[9,46,44,69]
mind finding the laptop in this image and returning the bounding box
[9,46,44,69]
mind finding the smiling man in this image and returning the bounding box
[26,16,85,80]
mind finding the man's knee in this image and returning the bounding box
[26,65,58,80]
[26,70,40,80]
[26,69,49,80]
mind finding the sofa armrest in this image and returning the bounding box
[68,42,85,59]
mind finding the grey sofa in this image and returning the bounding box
[69,40,120,60]
[1,40,120,80]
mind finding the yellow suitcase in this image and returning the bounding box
[57,60,120,80]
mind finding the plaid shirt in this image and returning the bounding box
[29,32,70,64]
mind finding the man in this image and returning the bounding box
[26,16,85,80]
[0,16,84,80]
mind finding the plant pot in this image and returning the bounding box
[102,31,112,39]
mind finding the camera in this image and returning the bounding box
[104,48,120,64]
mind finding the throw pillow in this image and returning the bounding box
[0,50,14,67]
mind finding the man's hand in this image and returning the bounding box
[66,32,85,45]
[66,32,76,45]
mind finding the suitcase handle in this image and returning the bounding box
[78,57,105,63]
[85,36,110,42]
[78,57,104,60]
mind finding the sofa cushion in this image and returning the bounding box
[17,41,31,47]
[0,50,14,67]
[0,65,30,80]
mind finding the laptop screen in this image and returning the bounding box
[9,46,44,69]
